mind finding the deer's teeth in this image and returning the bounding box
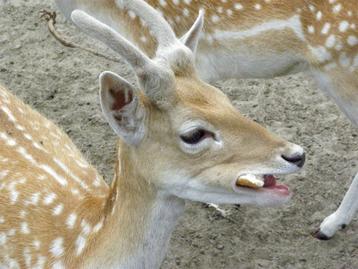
[236,174,264,189]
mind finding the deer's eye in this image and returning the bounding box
[180,129,213,145]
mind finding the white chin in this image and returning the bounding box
[171,187,292,207]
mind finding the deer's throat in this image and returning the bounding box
[88,147,185,269]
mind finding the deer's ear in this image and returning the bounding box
[99,71,146,145]
[180,10,204,54]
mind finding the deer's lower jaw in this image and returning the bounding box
[233,174,291,197]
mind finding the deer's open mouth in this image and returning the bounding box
[235,174,290,195]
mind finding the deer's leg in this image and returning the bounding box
[315,173,358,240]
[311,68,358,240]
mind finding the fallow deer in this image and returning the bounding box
[0,2,305,268]
[54,0,358,240]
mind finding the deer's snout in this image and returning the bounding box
[280,143,305,168]
[282,152,306,168]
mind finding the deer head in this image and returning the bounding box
[71,0,305,207]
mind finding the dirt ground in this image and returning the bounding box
[1,1,358,268]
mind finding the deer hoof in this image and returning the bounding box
[312,229,332,240]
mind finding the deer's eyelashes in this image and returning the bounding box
[180,129,214,145]
[178,124,220,154]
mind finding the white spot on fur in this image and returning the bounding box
[17,146,36,164]
[1,106,17,122]
[183,8,190,17]
[211,14,220,23]
[43,193,57,205]
[25,192,41,206]
[234,3,243,10]
[347,35,358,46]
[53,204,64,216]
[53,158,88,189]
[75,235,87,256]
[254,3,262,10]
[307,25,315,34]
[34,255,46,269]
[0,232,7,245]
[339,21,349,32]
[0,132,17,146]
[325,35,336,48]
[308,4,315,12]
[332,3,342,14]
[50,237,64,257]
[23,247,32,267]
[81,220,92,235]
[75,159,89,168]
[321,23,331,35]
[20,210,27,218]
[10,190,19,204]
[21,222,30,234]
[159,0,166,7]
[128,10,136,19]
[33,240,41,250]
[71,188,80,196]
[39,164,68,186]
[316,11,322,21]
[66,213,77,229]
[93,220,104,233]
[15,124,25,131]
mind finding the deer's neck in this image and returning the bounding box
[84,145,185,269]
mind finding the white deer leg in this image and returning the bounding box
[316,172,358,240]
[312,69,358,240]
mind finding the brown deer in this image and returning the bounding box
[0,3,305,268]
[54,0,358,240]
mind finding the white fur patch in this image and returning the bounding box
[75,235,87,256]
[66,213,77,229]
[212,15,305,42]
[50,238,64,257]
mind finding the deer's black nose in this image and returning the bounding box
[282,152,305,168]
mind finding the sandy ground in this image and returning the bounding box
[1,1,358,268]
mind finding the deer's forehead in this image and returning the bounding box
[175,77,230,105]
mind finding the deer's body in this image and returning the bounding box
[56,0,358,116]
[55,0,358,239]
[55,0,358,134]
